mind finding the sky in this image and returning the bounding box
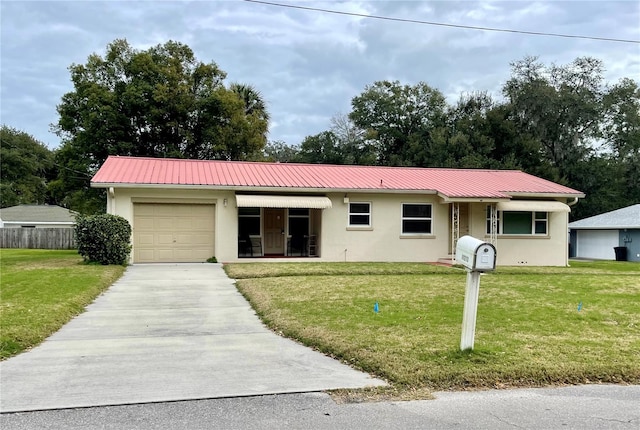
[1,0,639,150]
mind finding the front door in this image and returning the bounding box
[264,208,285,254]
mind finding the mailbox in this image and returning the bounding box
[455,235,496,272]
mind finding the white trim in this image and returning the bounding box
[400,203,433,235]
[348,201,371,228]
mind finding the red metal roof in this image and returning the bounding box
[91,156,584,199]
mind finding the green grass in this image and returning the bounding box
[2,254,637,397]
[0,249,126,359]
[226,261,640,394]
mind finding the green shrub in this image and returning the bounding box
[75,214,132,265]
[207,256,218,263]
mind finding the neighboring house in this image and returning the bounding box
[91,156,584,266]
[569,204,640,262]
[0,205,76,229]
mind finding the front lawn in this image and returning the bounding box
[226,261,640,395]
[0,249,126,359]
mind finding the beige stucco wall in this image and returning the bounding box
[108,188,451,263]
[467,202,569,266]
[107,187,238,263]
[107,187,570,266]
[494,210,568,266]
[320,192,449,262]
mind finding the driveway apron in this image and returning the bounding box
[0,264,384,413]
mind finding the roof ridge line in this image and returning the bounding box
[106,156,524,173]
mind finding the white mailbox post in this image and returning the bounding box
[455,235,496,351]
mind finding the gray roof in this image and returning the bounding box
[568,204,640,229]
[0,205,77,223]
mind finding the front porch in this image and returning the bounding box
[237,202,324,259]
[238,232,319,258]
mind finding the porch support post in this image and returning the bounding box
[451,202,459,262]
[489,203,498,246]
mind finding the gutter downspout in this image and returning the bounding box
[108,187,115,214]
[566,197,579,266]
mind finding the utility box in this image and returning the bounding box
[455,235,496,272]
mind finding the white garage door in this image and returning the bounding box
[133,203,215,263]
[576,230,619,260]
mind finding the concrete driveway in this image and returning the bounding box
[0,264,384,413]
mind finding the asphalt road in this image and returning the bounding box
[2,384,638,430]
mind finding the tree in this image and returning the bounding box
[441,92,496,168]
[297,131,344,164]
[230,83,270,123]
[569,154,627,220]
[53,39,269,213]
[0,126,54,207]
[328,113,377,165]
[503,56,604,183]
[261,140,301,162]
[503,56,640,218]
[483,104,546,173]
[47,143,104,214]
[601,78,640,204]
[349,80,447,166]
[294,113,378,165]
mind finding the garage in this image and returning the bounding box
[133,203,215,263]
[575,230,618,260]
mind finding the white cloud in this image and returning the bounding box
[1,0,638,149]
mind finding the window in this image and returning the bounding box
[402,203,432,234]
[503,212,531,234]
[238,207,261,236]
[288,208,309,236]
[534,212,548,234]
[487,207,548,235]
[349,202,371,227]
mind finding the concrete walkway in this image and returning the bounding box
[0,264,384,413]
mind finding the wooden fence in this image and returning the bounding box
[0,228,77,250]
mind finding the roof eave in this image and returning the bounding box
[92,183,585,199]
[507,191,586,199]
[437,193,510,203]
